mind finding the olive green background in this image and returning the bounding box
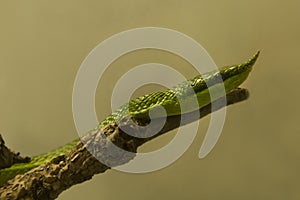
[0,0,299,199]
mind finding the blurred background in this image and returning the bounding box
[0,0,299,199]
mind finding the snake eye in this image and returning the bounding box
[191,79,199,87]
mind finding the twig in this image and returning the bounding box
[0,88,249,200]
[0,135,30,170]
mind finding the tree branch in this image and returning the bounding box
[0,88,249,200]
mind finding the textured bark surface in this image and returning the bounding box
[0,88,249,200]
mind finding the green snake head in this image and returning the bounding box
[127,51,260,120]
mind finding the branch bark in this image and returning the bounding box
[0,88,249,200]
